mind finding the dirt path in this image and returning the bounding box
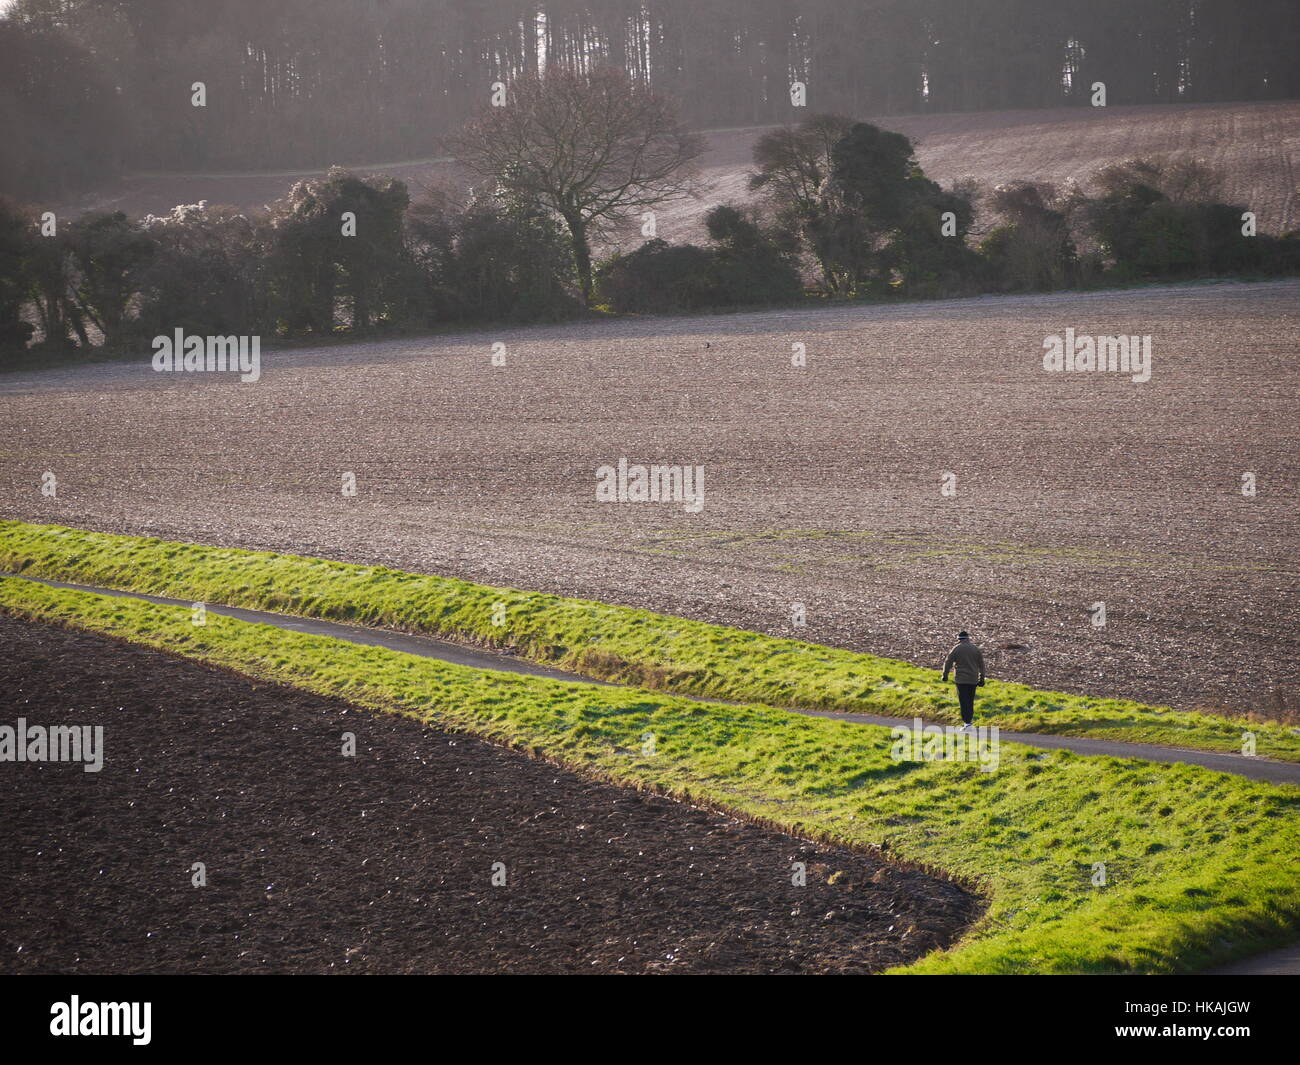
[4,281,1297,721]
[13,574,1300,787]
[0,613,980,975]
[4,577,1296,975]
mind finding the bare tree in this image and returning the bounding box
[1091,157,1226,205]
[451,67,705,306]
[748,114,855,221]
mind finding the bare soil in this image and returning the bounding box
[0,614,980,975]
[2,281,1297,718]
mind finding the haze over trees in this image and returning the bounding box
[451,68,704,305]
[1,4,1298,361]
[4,104,1295,362]
[2,0,1298,200]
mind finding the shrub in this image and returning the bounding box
[596,239,716,314]
[703,205,803,306]
[980,182,1077,291]
[137,203,264,340]
[63,211,156,350]
[263,168,413,336]
[0,197,35,356]
[446,191,577,323]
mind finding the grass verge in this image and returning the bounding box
[2,519,1297,762]
[1,574,1298,974]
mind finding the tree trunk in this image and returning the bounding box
[564,212,593,307]
[68,305,91,349]
[352,275,370,331]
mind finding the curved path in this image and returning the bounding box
[14,574,1299,787]
[5,573,1298,973]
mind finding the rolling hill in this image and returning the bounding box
[61,100,1300,239]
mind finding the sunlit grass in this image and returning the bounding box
[1,519,1296,762]
[1,573,1296,974]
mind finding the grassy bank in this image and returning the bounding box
[1,573,1297,974]
[2,519,1297,762]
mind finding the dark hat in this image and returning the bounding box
[958,631,970,639]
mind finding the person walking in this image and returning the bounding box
[942,630,986,732]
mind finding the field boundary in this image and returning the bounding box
[1,572,1298,974]
[11,570,1300,787]
[2,520,1296,762]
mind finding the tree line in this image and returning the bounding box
[3,0,1298,200]
[3,70,1296,363]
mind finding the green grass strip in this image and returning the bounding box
[2,519,1297,762]
[1,574,1297,974]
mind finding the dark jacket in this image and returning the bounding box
[942,640,986,685]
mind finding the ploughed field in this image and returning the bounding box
[0,615,979,974]
[1,280,1297,718]
[66,100,1300,238]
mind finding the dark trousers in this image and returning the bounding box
[956,683,977,725]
